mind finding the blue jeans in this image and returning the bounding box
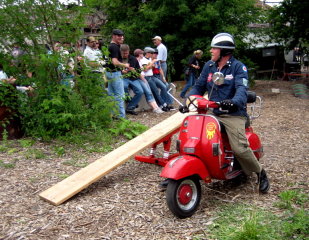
[123,78,143,110]
[161,61,167,79]
[146,76,171,107]
[180,72,196,98]
[153,73,173,105]
[138,80,155,102]
[106,71,125,118]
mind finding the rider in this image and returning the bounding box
[187,33,270,193]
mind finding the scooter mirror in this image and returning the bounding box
[212,72,224,85]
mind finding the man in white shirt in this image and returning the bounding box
[152,36,168,80]
[83,36,105,73]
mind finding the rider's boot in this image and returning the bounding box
[257,169,270,193]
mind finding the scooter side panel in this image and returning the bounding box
[160,155,210,182]
[200,115,227,180]
[246,127,264,159]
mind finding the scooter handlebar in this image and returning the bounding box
[183,95,220,113]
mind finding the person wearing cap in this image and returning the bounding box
[83,36,105,73]
[186,33,270,194]
[134,49,163,114]
[180,49,203,99]
[105,29,130,119]
[140,47,170,112]
[152,36,168,81]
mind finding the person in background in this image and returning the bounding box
[0,63,33,94]
[120,44,143,115]
[180,49,203,99]
[187,33,270,194]
[134,48,163,114]
[48,41,75,88]
[152,48,174,110]
[140,47,170,112]
[152,48,166,84]
[152,36,168,81]
[83,36,105,74]
[105,29,130,119]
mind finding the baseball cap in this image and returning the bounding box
[134,49,144,57]
[112,29,124,36]
[152,36,162,41]
[144,47,155,53]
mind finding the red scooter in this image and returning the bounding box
[135,74,263,218]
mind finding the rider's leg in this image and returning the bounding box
[216,115,262,175]
[217,115,269,193]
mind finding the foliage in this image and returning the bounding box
[0,0,120,140]
[268,0,309,51]
[109,118,148,140]
[194,188,309,240]
[86,0,262,80]
[276,189,308,209]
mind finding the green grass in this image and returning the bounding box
[195,189,309,240]
[62,158,88,168]
[24,149,46,159]
[0,159,16,168]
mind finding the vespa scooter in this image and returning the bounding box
[159,72,263,218]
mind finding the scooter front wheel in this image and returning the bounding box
[166,176,201,218]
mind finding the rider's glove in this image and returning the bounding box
[220,99,238,112]
[179,105,189,113]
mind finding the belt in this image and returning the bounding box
[160,60,166,63]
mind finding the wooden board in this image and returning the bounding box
[39,111,187,205]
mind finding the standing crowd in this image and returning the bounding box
[83,29,174,119]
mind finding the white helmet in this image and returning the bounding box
[211,33,235,49]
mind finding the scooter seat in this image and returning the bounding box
[247,91,256,103]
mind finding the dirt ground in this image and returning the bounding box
[0,80,308,240]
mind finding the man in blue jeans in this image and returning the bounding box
[120,44,143,115]
[105,29,130,118]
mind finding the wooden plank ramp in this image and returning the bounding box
[39,112,187,206]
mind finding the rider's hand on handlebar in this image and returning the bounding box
[179,105,189,113]
[220,99,238,112]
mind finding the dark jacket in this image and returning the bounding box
[188,56,249,117]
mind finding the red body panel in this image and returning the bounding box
[246,127,264,159]
[160,155,210,182]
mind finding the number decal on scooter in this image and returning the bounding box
[206,122,216,139]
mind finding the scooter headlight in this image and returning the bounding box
[186,96,198,112]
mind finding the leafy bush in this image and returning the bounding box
[0,0,121,140]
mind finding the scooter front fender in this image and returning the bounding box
[160,155,210,182]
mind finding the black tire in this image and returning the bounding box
[166,176,201,218]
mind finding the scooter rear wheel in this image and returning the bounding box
[166,176,201,218]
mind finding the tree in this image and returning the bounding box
[87,0,262,80]
[269,0,309,50]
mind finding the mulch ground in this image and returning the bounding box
[0,80,308,240]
